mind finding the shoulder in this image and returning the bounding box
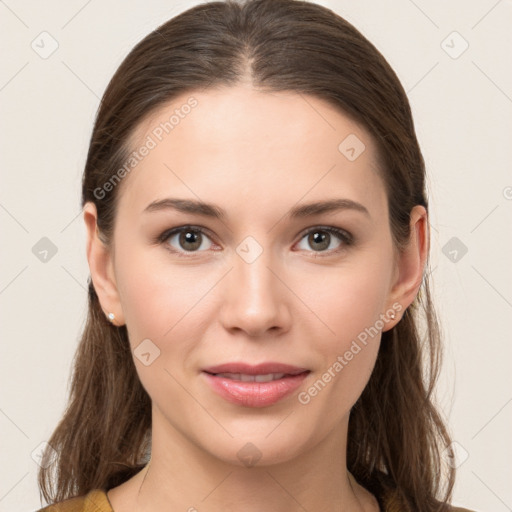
[36,490,112,512]
[369,472,477,512]
[382,489,477,511]
[384,488,477,512]
[382,486,478,512]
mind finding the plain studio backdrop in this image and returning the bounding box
[0,1,511,510]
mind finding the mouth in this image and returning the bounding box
[204,372,298,382]
[201,362,311,407]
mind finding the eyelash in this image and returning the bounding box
[155,224,354,259]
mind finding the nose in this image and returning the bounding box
[218,244,292,338]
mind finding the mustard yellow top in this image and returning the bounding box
[37,488,476,511]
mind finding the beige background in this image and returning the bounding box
[1,0,511,510]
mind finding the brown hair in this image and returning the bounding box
[39,0,455,509]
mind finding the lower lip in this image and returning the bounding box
[202,371,309,408]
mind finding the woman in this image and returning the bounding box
[37,0,476,510]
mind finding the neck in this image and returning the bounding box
[125,409,374,512]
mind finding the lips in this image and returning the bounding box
[213,372,287,382]
[201,362,310,407]
[202,362,309,376]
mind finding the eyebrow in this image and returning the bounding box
[143,197,370,219]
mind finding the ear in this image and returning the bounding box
[83,201,125,326]
[383,205,429,331]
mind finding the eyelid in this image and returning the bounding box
[156,223,213,239]
[296,225,353,245]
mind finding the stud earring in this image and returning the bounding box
[107,312,115,323]
[389,311,396,320]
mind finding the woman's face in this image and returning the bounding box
[87,85,420,467]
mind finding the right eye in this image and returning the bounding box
[157,225,216,257]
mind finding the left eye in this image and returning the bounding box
[296,227,352,253]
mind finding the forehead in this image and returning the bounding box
[117,85,386,220]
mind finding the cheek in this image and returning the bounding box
[300,256,391,348]
[114,246,225,395]
[116,246,202,339]
[114,251,206,400]
[295,255,391,407]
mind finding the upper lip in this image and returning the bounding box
[202,362,309,376]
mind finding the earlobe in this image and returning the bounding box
[383,205,429,331]
[83,202,125,326]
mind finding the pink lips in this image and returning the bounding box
[202,362,310,408]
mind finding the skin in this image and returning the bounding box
[84,84,428,511]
